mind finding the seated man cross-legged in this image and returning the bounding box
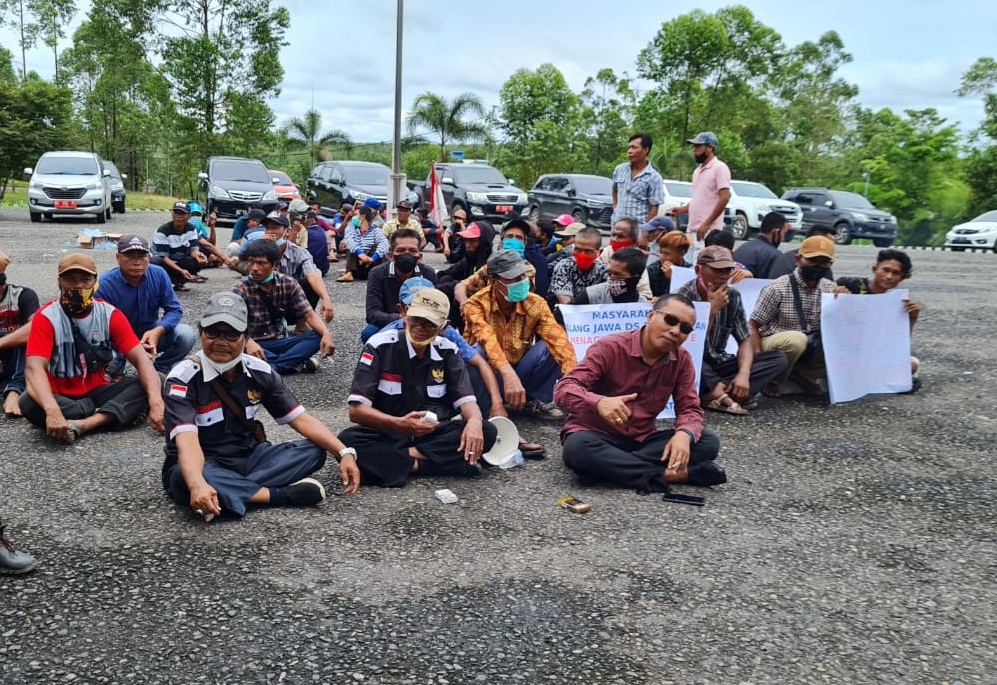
[555,294,726,492]
[162,293,360,520]
[339,288,497,488]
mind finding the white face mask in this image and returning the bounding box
[197,350,243,378]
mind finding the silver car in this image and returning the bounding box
[25,151,113,224]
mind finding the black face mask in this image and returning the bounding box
[694,152,708,164]
[394,253,418,274]
[799,265,830,283]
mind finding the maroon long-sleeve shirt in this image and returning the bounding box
[554,328,704,444]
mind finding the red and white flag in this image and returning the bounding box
[429,165,449,227]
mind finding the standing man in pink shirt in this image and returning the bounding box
[672,132,731,258]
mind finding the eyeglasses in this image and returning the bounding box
[654,311,694,335]
[201,327,244,342]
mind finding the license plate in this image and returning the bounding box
[495,205,513,213]
[236,208,247,217]
[55,200,77,208]
[952,238,969,244]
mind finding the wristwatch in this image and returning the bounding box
[337,447,357,462]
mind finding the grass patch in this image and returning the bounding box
[1,192,180,211]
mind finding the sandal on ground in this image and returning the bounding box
[188,275,209,284]
[336,273,355,283]
[741,399,759,410]
[705,392,748,416]
[130,411,148,428]
[55,420,81,444]
[518,440,547,460]
[761,382,781,398]
[174,284,190,292]
[790,372,827,397]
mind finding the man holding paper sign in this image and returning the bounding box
[554,294,726,492]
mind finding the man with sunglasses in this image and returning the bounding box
[162,292,360,520]
[677,246,787,414]
[339,287,497,487]
[750,236,838,397]
[555,294,726,491]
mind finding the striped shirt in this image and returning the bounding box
[344,223,389,259]
[611,162,664,224]
[152,221,201,257]
[750,270,836,338]
[677,279,749,365]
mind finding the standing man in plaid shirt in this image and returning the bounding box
[611,133,664,228]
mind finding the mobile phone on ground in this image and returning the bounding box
[662,492,706,506]
[557,496,592,514]
[435,488,459,504]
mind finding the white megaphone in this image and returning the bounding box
[482,416,524,469]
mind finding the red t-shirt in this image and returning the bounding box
[26,303,140,397]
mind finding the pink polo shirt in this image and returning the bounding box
[688,157,731,235]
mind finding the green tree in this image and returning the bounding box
[281,108,351,167]
[578,68,635,176]
[0,0,76,78]
[0,76,74,199]
[406,91,490,162]
[495,63,585,188]
[956,56,997,217]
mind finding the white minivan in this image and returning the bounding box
[24,151,113,223]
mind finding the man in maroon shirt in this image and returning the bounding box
[554,294,725,491]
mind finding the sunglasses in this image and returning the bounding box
[201,327,244,342]
[655,311,694,335]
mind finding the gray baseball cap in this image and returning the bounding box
[200,292,248,332]
[487,249,529,280]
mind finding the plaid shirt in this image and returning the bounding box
[232,274,312,341]
[611,162,664,224]
[278,242,318,280]
[550,257,608,299]
[463,290,576,374]
[751,270,836,338]
[677,279,749,365]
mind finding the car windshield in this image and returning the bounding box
[343,165,389,186]
[270,170,293,185]
[103,162,121,179]
[829,190,875,209]
[731,182,777,199]
[572,176,612,195]
[972,210,997,222]
[212,160,271,183]
[36,156,99,175]
[450,165,507,185]
[664,182,692,198]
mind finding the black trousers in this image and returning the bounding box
[339,420,498,488]
[699,350,788,397]
[19,375,153,430]
[345,252,377,280]
[152,253,202,286]
[562,428,721,491]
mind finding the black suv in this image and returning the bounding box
[782,187,897,247]
[197,156,278,220]
[307,160,417,215]
[527,173,613,229]
[103,160,127,214]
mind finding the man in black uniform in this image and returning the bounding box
[339,287,497,487]
[162,292,360,520]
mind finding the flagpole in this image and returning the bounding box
[388,0,406,218]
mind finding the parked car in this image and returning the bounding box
[782,187,897,247]
[410,163,527,222]
[726,181,802,241]
[269,169,301,201]
[527,173,613,229]
[103,160,127,214]
[307,161,417,216]
[197,156,278,221]
[24,150,112,224]
[945,210,997,252]
[656,179,693,230]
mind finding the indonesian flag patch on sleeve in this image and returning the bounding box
[360,352,374,366]
[169,383,188,398]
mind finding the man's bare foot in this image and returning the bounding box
[3,391,22,418]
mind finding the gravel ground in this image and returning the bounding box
[0,208,994,685]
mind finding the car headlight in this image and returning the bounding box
[585,198,605,208]
[466,192,488,203]
[262,190,277,201]
[888,215,897,223]
[109,181,124,191]
[30,181,44,190]
[85,183,98,191]
[516,193,528,204]
[211,185,231,199]
[851,211,869,221]
[352,190,372,201]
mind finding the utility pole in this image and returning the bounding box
[387,0,406,218]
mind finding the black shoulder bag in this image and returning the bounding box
[788,276,821,363]
[208,378,268,444]
[69,320,115,372]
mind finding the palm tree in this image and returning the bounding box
[282,109,352,166]
[407,92,490,161]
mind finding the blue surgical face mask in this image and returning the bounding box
[504,279,530,303]
[502,237,526,257]
[276,238,286,248]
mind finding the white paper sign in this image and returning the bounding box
[820,289,912,403]
[558,302,710,418]
[669,265,696,293]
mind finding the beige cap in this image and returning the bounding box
[57,253,98,276]
[406,288,450,328]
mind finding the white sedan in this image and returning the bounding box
[946,210,997,252]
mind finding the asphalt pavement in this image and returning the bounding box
[0,208,994,684]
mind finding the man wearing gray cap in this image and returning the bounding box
[671,132,731,249]
[462,250,577,420]
[98,234,197,374]
[162,292,360,520]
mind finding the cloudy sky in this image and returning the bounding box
[5,0,995,143]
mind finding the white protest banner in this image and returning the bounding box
[559,301,710,418]
[669,265,696,293]
[725,277,773,354]
[820,289,912,403]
